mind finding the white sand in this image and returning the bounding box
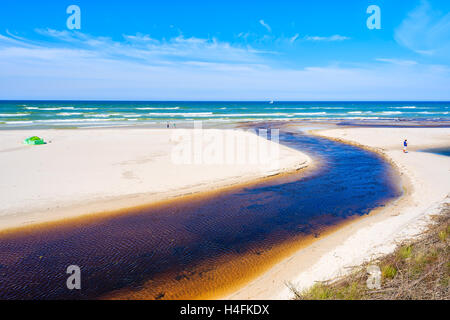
[0,128,310,231]
[227,127,450,300]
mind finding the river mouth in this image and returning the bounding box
[0,126,401,300]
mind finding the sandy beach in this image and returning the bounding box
[0,128,310,232]
[227,125,450,300]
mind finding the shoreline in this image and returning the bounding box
[226,125,449,300]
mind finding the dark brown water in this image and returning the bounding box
[0,128,401,300]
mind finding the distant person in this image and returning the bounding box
[167,122,169,128]
[403,139,408,153]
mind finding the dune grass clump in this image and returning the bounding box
[381,265,397,279]
[293,203,449,300]
[398,245,413,259]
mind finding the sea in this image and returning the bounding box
[0,101,449,128]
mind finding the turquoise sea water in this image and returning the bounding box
[0,101,449,128]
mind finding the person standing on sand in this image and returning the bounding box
[403,139,408,153]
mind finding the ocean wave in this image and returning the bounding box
[310,107,344,110]
[211,113,290,117]
[32,107,63,111]
[134,112,330,118]
[56,112,84,116]
[208,112,327,117]
[264,107,306,110]
[292,112,327,116]
[123,114,144,118]
[25,107,98,111]
[147,112,214,117]
[83,113,145,118]
[347,111,373,114]
[34,118,124,123]
[388,106,417,109]
[5,121,33,124]
[135,107,180,110]
[417,111,449,115]
[0,113,30,117]
[377,111,403,115]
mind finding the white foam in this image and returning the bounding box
[292,112,327,116]
[379,111,402,115]
[136,107,180,110]
[34,118,122,123]
[147,112,214,117]
[4,121,33,124]
[56,113,84,116]
[0,113,30,117]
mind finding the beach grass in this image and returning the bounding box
[292,204,450,300]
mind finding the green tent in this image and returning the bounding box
[24,136,46,145]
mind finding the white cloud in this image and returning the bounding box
[395,0,450,56]
[376,58,418,66]
[237,32,251,40]
[0,30,449,100]
[304,35,350,42]
[123,33,159,43]
[28,29,267,65]
[259,20,272,33]
[289,33,299,44]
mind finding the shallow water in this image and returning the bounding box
[420,147,450,157]
[0,128,401,299]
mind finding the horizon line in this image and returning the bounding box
[1,100,450,103]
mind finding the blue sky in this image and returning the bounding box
[0,0,449,100]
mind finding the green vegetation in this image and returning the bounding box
[292,204,449,300]
[398,245,413,259]
[381,265,397,279]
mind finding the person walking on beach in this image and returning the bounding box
[403,139,408,153]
